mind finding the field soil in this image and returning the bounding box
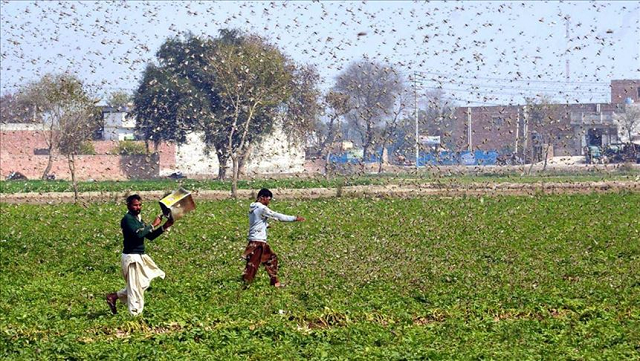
[1,180,639,204]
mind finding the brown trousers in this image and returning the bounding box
[242,241,279,285]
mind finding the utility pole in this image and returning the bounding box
[565,17,571,82]
[522,105,529,164]
[467,107,472,151]
[515,109,520,155]
[414,71,419,170]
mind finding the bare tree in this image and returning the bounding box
[525,95,564,172]
[377,86,409,173]
[614,104,640,145]
[28,74,99,200]
[321,91,351,175]
[333,59,404,169]
[0,92,37,124]
[20,75,66,180]
[422,89,456,143]
[283,64,322,148]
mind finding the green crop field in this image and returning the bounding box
[1,193,639,359]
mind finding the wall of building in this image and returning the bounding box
[611,79,640,104]
[172,132,220,177]
[450,100,627,157]
[245,125,306,175]
[526,103,575,157]
[451,106,521,153]
[1,124,175,180]
[169,127,306,178]
[103,111,135,141]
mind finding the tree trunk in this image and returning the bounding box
[362,143,369,173]
[217,164,227,180]
[41,127,56,179]
[526,148,535,175]
[362,123,374,173]
[324,151,332,177]
[542,143,551,172]
[216,151,229,180]
[238,143,253,177]
[231,154,239,199]
[41,149,54,180]
[377,142,387,174]
[68,153,78,203]
[218,166,227,180]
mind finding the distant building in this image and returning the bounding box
[610,79,640,104]
[2,109,306,180]
[170,121,305,178]
[101,106,136,141]
[449,79,639,159]
[98,105,305,177]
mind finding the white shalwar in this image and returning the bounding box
[116,253,165,316]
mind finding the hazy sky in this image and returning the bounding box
[1,1,638,106]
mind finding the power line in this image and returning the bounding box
[415,85,610,99]
[414,81,611,94]
[409,70,610,85]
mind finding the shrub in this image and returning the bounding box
[79,141,96,155]
[112,140,146,155]
[618,162,636,172]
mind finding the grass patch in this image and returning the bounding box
[1,171,638,194]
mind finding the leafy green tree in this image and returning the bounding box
[133,63,206,153]
[133,30,319,193]
[208,34,295,197]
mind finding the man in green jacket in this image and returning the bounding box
[106,194,174,315]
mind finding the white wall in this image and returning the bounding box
[245,125,305,175]
[103,111,135,141]
[0,123,46,131]
[166,126,305,177]
[169,132,220,177]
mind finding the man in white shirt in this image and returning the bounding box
[242,188,305,287]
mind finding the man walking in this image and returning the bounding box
[106,194,174,315]
[242,188,305,288]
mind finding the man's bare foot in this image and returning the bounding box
[106,293,118,314]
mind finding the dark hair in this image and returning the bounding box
[126,194,142,205]
[257,188,272,199]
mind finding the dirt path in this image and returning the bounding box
[1,181,639,204]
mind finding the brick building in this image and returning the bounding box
[448,79,639,160]
[611,79,640,104]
